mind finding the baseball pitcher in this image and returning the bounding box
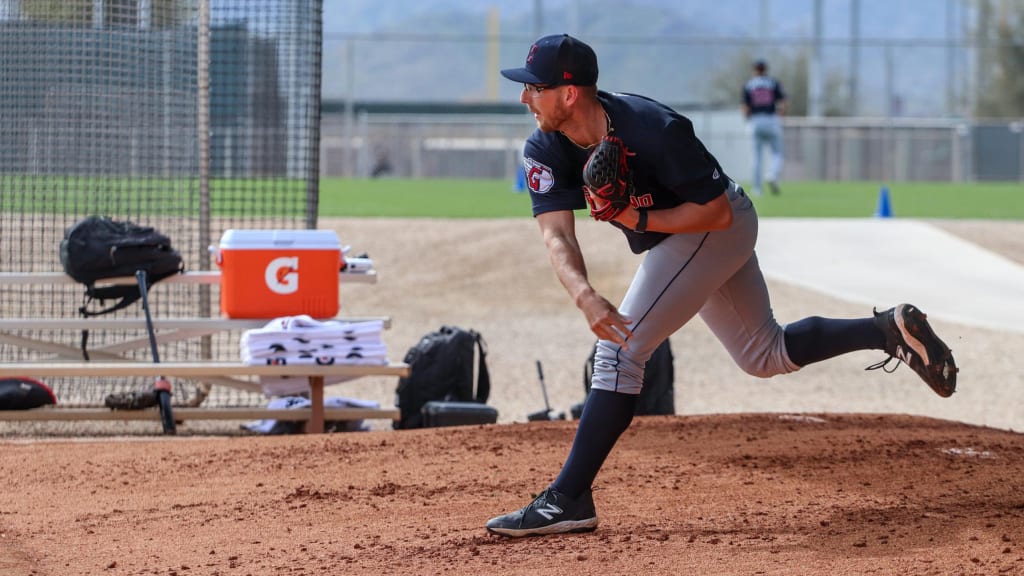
[488,34,957,538]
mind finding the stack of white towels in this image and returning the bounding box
[241,396,382,434]
[240,315,388,397]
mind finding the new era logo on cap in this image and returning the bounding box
[501,34,598,87]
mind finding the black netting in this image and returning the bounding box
[0,0,323,408]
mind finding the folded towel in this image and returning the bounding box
[239,315,391,397]
[259,373,368,397]
[243,355,388,367]
[242,342,389,361]
[243,316,384,339]
[241,396,381,433]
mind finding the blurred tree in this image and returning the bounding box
[18,0,91,23]
[974,0,1024,117]
[18,0,189,28]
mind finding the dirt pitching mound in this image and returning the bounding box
[1,413,1022,576]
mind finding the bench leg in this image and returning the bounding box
[307,375,325,434]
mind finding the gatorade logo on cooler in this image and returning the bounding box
[265,257,299,294]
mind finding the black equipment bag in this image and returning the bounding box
[0,377,57,410]
[60,216,183,317]
[394,326,490,429]
[577,338,675,417]
[420,400,498,428]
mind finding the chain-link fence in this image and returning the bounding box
[320,105,1024,183]
[0,0,323,409]
[324,26,982,119]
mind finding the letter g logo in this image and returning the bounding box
[265,257,299,294]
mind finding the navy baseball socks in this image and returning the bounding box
[867,303,958,398]
[486,389,636,537]
[783,304,957,397]
[784,316,886,366]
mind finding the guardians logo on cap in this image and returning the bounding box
[501,34,598,87]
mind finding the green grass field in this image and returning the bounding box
[5,175,1019,219]
[319,178,1024,220]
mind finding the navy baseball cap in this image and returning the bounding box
[501,34,598,87]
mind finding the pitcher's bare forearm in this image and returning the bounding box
[544,232,591,305]
[537,211,633,346]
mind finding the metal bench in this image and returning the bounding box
[0,269,400,434]
[0,362,409,434]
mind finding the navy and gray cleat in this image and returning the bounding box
[868,304,958,398]
[486,487,598,538]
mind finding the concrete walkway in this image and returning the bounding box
[755,218,1024,334]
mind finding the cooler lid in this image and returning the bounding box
[219,229,340,249]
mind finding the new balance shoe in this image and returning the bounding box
[867,304,958,397]
[485,487,598,538]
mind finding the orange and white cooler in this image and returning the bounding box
[215,229,342,319]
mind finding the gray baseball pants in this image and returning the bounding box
[590,182,800,395]
[751,114,784,192]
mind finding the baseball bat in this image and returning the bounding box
[527,359,565,421]
[137,269,176,435]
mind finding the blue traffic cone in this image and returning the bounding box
[874,186,893,218]
[513,167,527,193]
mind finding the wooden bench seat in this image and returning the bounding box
[0,406,399,424]
[0,316,393,386]
[0,316,391,331]
[0,362,409,434]
[0,271,389,361]
[0,270,377,286]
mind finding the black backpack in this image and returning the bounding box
[394,326,490,429]
[579,338,675,416]
[60,216,183,317]
[0,377,57,410]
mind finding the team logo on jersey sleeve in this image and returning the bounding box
[524,157,554,193]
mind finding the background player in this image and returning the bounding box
[742,59,786,196]
[487,34,958,538]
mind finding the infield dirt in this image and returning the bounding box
[0,217,1022,575]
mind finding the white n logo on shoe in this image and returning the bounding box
[895,345,915,365]
[535,503,563,521]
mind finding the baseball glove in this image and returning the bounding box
[583,135,635,221]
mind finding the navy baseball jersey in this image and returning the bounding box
[522,91,731,254]
[742,76,785,115]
